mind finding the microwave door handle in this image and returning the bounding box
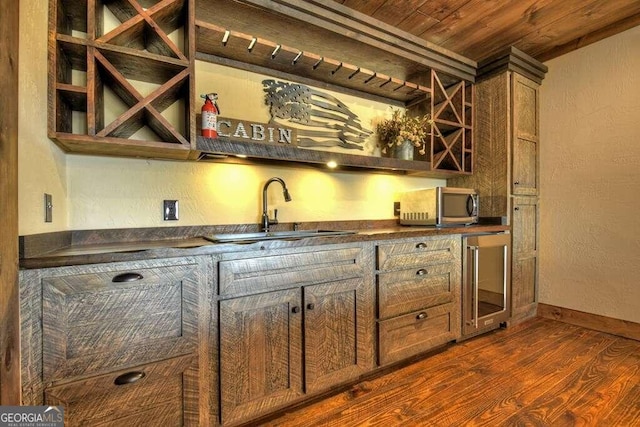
[467,195,477,217]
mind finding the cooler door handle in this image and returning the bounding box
[472,247,479,329]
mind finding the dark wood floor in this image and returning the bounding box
[263,317,640,426]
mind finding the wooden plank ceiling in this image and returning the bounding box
[331,0,640,62]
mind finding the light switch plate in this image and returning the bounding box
[164,200,179,221]
[44,194,53,222]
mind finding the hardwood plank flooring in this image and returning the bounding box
[262,317,640,426]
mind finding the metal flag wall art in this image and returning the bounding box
[262,79,372,150]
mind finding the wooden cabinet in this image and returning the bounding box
[45,355,197,427]
[408,71,474,174]
[46,0,477,176]
[20,257,210,426]
[375,236,461,365]
[48,0,195,160]
[219,289,303,426]
[512,74,540,196]
[448,47,546,324]
[512,196,539,320]
[217,243,375,425]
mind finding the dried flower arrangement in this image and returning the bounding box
[375,109,433,156]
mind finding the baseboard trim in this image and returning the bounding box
[538,303,640,342]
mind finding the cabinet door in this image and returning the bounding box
[304,277,374,394]
[512,74,540,196]
[219,289,303,425]
[511,197,539,320]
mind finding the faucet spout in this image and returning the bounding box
[262,177,292,232]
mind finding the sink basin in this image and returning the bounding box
[203,230,356,243]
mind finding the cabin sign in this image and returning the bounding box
[217,117,297,145]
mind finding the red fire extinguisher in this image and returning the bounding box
[201,93,220,138]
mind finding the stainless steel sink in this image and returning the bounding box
[203,229,356,243]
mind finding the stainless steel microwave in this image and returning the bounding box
[399,187,479,226]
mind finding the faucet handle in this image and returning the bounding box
[272,209,279,224]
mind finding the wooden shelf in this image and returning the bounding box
[195,20,430,104]
[48,0,476,175]
[48,0,193,159]
[196,136,463,178]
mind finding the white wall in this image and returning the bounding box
[539,25,640,323]
[18,0,443,234]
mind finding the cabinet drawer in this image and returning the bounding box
[377,237,458,271]
[378,303,458,365]
[42,264,199,381]
[378,263,456,319]
[45,356,198,426]
[219,246,363,297]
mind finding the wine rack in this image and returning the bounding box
[48,0,194,159]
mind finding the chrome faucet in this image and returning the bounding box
[261,177,292,232]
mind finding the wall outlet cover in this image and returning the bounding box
[163,200,179,221]
[393,201,401,216]
[44,193,53,222]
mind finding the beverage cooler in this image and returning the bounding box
[461,233,511,339]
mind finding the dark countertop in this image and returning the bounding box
[19,222,509,269]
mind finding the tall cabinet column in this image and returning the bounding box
[0,0,20,404]
[449,47,547,324]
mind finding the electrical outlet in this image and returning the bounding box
[393,201,401,216]
[163,200,179,221]
[44,194,53,222]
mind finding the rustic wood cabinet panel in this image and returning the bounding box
[512,74,540,196]
[219,246,363,297]
[45,355,198,427]
[219,288,303,426]
[304,277,373,394]
[217,243,374,425]
[42,264,199,382]
[377,236,457,271]
[20,257,210,425]
[512,197,539,319]
[375,236,461,365]
[378,263,457,320]
[378,303,458,365]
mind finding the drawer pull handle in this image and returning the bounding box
[416,243,427,249]
[112,272,143,283]
[114,371,146,385]
[416,269,428,276]
[292,306,301,314]
[416,312,428,321]
[307,303,315,310]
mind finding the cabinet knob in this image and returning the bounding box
[514,181,520,185]
[114,371,146,385]
[514,207,520,211]
[416,312,428,320]
[416,269,428,276]
[291,306,301,314]
[416,242,427,249]
[307,303,315,310]
[112,272,143,283]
